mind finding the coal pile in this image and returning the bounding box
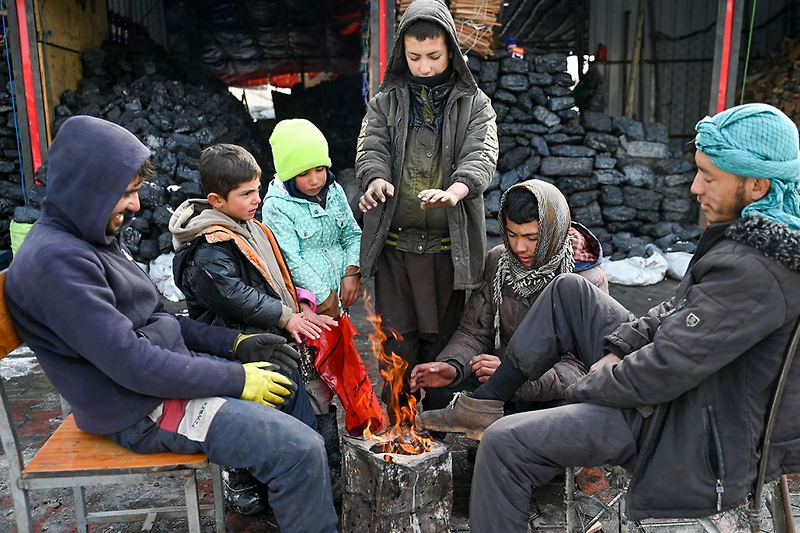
[40,39,268,264]
[269,75,364,174]
[471,49,701,258]
[0,49,34,253]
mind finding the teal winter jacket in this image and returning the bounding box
[262,177,362,304]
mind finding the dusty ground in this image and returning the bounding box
[3,278,798,532]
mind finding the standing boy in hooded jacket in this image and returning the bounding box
[5,116,338,533]
[356,0,498,412]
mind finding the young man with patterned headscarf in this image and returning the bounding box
[409,180,607,422]
[419,103,800,532]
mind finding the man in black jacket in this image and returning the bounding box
[420,103,800,531]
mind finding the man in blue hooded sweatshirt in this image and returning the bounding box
[4,116,338,533]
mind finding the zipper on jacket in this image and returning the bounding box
[704,405,726,511]
[625,403,662,514]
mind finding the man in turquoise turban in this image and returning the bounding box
[694,103,800,229]
[418,103,800,532]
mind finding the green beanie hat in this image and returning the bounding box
[269,119,332,182]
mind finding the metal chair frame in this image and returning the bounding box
[565,317,800,533]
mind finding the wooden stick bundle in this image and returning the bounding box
[396,0,501,58]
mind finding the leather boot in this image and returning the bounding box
[418,391,504,440]
[222,467,268,515]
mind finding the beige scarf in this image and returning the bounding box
[491,179,575,350]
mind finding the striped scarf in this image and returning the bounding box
[492,180,575,350]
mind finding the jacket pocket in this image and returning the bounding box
[135,315,183,351]
[703,405,726,511]
[298,220,321,241]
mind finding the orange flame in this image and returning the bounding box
[361,291,434,456]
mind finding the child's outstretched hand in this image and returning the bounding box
[285,313,323,343]
[340,275,362,308]
[300,303,338,331]
[359,178,394,212]
[418,183,469,210]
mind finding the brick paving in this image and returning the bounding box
[3,279,797,531]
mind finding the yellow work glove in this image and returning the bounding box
[240,361,298,407]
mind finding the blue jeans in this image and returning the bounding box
[108,370,336,533]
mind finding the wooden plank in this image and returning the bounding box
[24,415,208,477]
[35,0,108,140]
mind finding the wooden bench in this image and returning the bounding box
[0,270,225,533]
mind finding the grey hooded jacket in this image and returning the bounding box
[564,216,800,520]
[355,0,498,290]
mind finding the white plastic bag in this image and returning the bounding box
[601,244,668,286]
[149,253,185,302]
[664,251,693,281]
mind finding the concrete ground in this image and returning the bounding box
[2,278,798,532]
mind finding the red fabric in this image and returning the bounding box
[156,399,190,432]
[309,314,385,435]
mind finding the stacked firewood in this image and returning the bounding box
[740,36,800,126]
[396,0,500,58]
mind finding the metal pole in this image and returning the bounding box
[4,0,33,191]
[708,0,743,114]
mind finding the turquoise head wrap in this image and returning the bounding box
[695,103,800,230]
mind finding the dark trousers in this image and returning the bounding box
[375,248,465,411]
[424,371,565,412]
[108,371,336,533]
[471,273,643,532]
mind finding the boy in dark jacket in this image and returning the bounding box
[169,143,339,514]
[356,0,498,412]
[421,104,800,531]
[5,116,338,533]
[411,180,607,418]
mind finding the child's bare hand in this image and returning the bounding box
[410,362,457,392]
[340,275,361,308]
[300,306,338,331]
[285,313,322,343]
[418,188,458,210]
[359,178,394,212]
[470,354,501,383]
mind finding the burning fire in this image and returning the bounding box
[361,292,434,456]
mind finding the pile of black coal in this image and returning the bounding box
[37,38,268,264]
[471,48,701,259]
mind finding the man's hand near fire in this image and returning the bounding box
[410,361,458,392]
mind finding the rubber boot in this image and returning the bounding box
[222,467,268,515]
[315,406,342,506]
[315,406,342,473]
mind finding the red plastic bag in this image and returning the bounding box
[309,314,385,435]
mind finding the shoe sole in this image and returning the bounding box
[418,421,484,441]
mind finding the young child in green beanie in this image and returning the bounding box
[262,118,372,430]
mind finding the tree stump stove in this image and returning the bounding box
[341,434,453,533]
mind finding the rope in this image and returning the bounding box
[1,0,28,204]
[452,0,494,57]
[739,0,758,105]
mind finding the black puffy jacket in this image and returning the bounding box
[173,235,290,339]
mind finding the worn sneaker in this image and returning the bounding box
[418,391,504,440]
